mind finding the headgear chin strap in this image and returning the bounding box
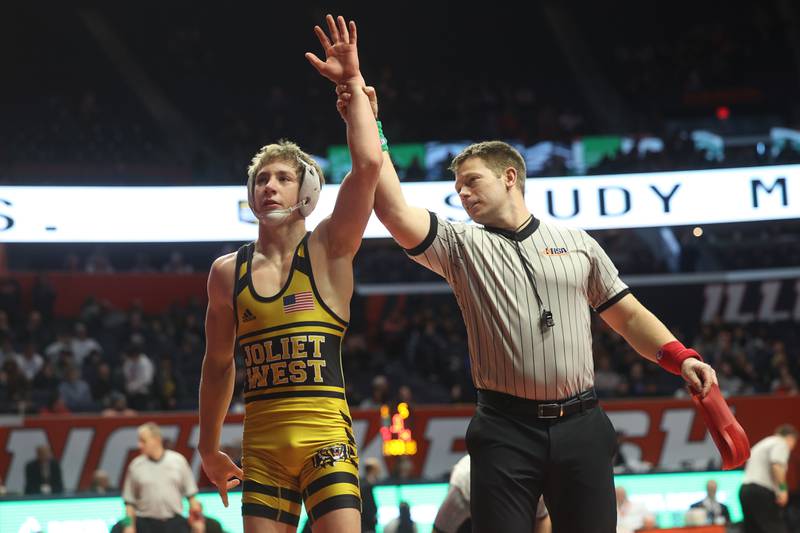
[247,157,323,222]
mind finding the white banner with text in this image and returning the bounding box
[0,164,797,242]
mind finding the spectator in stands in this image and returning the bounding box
[85,248,114,273]
[360,457,382,533]
[689,479,730,525]
[594,354,624,398]
[717,360,745,396]
[24,444,64,495]
[15,342,44,381]
[361,374,391,408]
[163,251,194,273]
[397,384,414,406]
[88,360,116,405]
[31,274,57,321]
[0,367,11,413]
[386,456,415,484]
[58,365,94,411]
[383,501,418,533]
[52,346,77,379]
[2,358,29,410]
[626,361,652,397]
[102,391,138,417]
[44,329,73,362]
[122,422,199,533]
[90,469,112,494]
[71,322,102,366]
[616,486,655,533]
[32,360,60,391]
[0,336,20,366]
[771,366,799,396]
[122,344,154,410]
[154,357,180,410]
[63,253,82,272]
[131,252,156,273]
[0,313,11,342]
[187,501,224,533]
[21,310,49,348]
[381,307,409,358]
[39,391,71,415]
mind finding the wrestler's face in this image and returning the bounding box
[252,160,301,215]
[454,157,510,225]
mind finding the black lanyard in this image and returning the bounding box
[502,215,555,331]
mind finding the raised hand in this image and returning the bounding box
[306,14,361,84]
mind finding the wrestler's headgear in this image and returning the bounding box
[248,157,322,223]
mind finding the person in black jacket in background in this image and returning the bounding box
[24,444,63,494]
[689,479,730,525]
[361,458,382,533]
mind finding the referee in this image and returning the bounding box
[333,84,718,533]
[739,424,798,533]
[376,140,716,531]
[122,422,200,533]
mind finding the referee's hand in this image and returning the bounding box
[681,358,718,398]
[200,450,244,507]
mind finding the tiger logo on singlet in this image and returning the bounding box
[233,235,360,527]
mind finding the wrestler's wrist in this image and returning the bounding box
[341,74,366,87]
[656,340,702,375]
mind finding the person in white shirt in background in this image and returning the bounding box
[122,422,200,533]
[70,322,102,366]
[616,486,655,533]
[15,342,43,381]
[434,454,551,533]
[739,424,798,533]
[122,345,154,409]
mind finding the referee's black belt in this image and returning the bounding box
[477,388,598,419]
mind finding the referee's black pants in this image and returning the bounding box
[466,390,617,533]
[135,515,190,533]
[739,483,787,533]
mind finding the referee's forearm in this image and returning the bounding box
[603,296,675,363]
[198,357,235,454]
[623,310,675,363]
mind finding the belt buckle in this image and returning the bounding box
[537,403,563,419]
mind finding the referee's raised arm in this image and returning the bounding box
[334,84,430,250]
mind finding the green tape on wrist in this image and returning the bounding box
[376,120,389,152]
[780,483,788,491]
[121,516,132,527]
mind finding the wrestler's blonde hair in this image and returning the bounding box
[246,140,325,192]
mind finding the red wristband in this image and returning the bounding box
[656,341,702,375]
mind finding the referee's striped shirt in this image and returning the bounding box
[405,211,630,400]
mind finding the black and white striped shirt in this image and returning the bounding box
[406,211,629,400]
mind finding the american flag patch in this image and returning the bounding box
[283,291,314,313]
